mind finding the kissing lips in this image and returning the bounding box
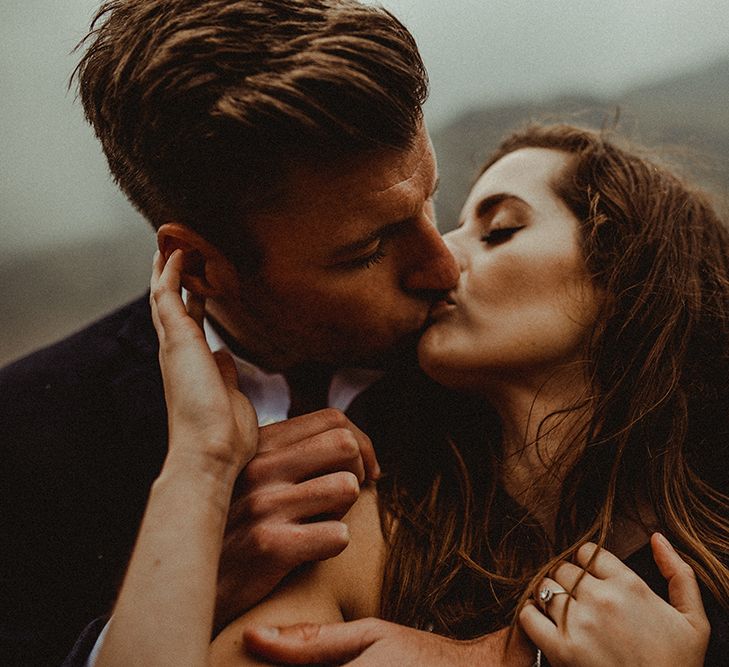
[428,294,457,320]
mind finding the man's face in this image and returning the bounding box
[221,127,459,370]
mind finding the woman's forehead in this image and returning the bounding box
[463,148,572,214]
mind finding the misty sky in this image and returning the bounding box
[2,0,728,252]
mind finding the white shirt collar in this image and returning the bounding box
[188,292,382,426]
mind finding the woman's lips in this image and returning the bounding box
[428,296,457,319]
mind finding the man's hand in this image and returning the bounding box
[215,408,380,630]
[242,618,535,666]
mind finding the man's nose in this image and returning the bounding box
[401,218,459,292]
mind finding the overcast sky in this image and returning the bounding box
[377,0,729,126]
[2,0,728,252]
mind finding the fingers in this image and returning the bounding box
[186,289,205,330]
[519,602,559,657]
[150,250,172,336]
[150,249,184,323]
[551,559,596,596]
[535,576,572,624]
[651,533,707,622]
[151,247,166,284]
[574,542,624,579]
[235,472,361,525]
[214,350,239,391]
[244,618,380,664]
[251,420,372,485]
[258,409,353,450]
[258,409,380,481]
[338,416,380,481]
[150,249,203,349]
[246,519,352,565]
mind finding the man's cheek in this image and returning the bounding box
[298,289,363,312]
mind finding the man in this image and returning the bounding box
[1,1,529,665]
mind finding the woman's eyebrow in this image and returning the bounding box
[457,192,528,228]
[475,192,528,219]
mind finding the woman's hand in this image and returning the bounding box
[520,534,710,667]
[150,249,258,479]
[98,252,260,667]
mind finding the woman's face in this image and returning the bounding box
[419,147,600,391]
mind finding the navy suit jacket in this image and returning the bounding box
[2,296,168,666]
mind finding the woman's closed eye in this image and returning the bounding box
[481,225,525,245]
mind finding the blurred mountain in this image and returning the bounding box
[2,57,729,365]
[0,227,155,365]
[432,57,729,229]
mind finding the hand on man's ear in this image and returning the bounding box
[157,222,238,298]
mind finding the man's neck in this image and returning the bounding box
[206,312,280,371]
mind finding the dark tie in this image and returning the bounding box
[284,363,334,418]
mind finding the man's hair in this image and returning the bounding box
[72,0,427,262]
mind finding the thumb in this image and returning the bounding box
[244,619,379,664]
[650,532,705,620]
[213,350,239,390]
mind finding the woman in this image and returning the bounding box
[369,124,729,664]
[98,124,728,666]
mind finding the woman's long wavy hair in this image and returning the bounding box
[376,123,729,638]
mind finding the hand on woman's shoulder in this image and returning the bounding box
[209,483,384,666]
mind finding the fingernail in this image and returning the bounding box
[339,522,351,542]
[656,532,675,552]
[255,626,279,639]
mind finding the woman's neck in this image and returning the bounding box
[482,366,592,538]
[483,369,657,555]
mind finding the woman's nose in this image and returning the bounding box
[443,230,467,272]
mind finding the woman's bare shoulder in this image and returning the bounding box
[329,482,386,619]
[209,483,384,665]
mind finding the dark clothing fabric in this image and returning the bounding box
[59,617,108,667]
[284,364,335,418]
[1,296,166,666]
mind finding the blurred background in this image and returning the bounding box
[2,0,728,365]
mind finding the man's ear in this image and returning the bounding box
[156,223,239,297]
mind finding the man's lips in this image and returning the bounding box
[428,294,457,319]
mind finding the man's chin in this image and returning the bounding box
[349,329,422,371]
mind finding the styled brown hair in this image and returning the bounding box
[376,124,729,638]
[72,0,427,263]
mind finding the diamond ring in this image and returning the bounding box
[538,586,569,607]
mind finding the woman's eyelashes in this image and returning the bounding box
[481,225,525,245]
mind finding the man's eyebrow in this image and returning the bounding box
[332,177,440,259]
